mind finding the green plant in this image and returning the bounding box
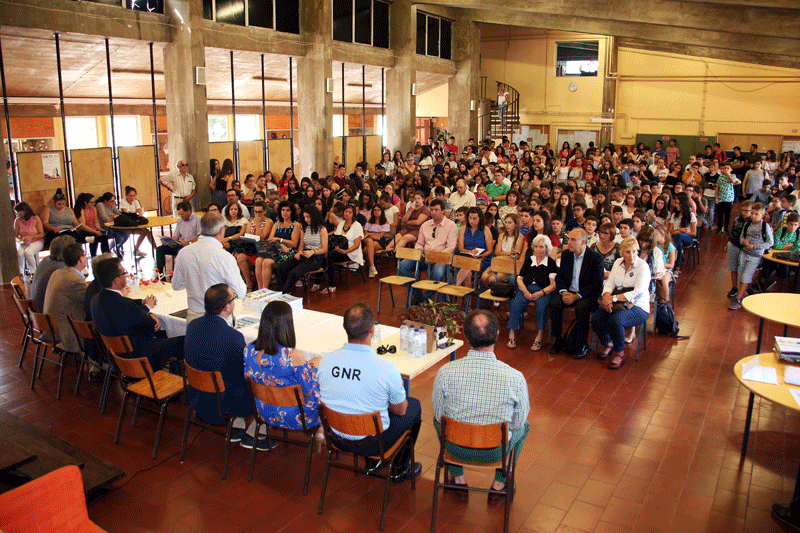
[399,299,464,341]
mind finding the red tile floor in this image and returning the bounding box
[3,231,800,533]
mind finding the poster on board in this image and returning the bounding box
[42,153,61,181]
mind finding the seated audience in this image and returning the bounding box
[480,213,523,290]
[455,207,494,288]
[591,222,619,280]
[235,201,274,291]
[637,226,671,302]
[96,192,128,256]
[119,186,156,258]
[31,234,76,312]
[385,191,429,251]
[275,206,328,294]
[327,204,364,292]
[74,193,111,257]
[507,234,557,351]
[363,204,391,278]
[155,201,200,276]
[255,200,301,289]
[221,201,247,251]
[40,189,80,248]
[14,201,44,276]
[42,243,88,354]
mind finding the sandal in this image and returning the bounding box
[531,340,542,351]
[625,330,636,344]
[596,343,613,360]
[506,338,517,350]
[608,353,626,370]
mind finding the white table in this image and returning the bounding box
[136,284,462,394]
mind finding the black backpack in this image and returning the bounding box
[655,300,680,337]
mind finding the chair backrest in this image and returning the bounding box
[12,293,33,323]
[490,256,518,277]
[185,362,225,394]
[110,353,153,380]
[10,276,25,299]
[439,416,507,449]
[67,315,97,342]
[100,334,134,358]
[425,250,453,266]
[247,378,309,430]
[396,247,422,262]
[451,254,482,273]
[318,403,383,438]
[30,311,57,335]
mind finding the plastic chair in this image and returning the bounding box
[411,250,453,303]
[180,362,237,479]
[317,403,415,531]
[29,311,72,400]
[435,254,483,312]
[0,465,106,533]
[377,247,422,313]
[431,416,516,533]
[102,334,186,459]
[246,379,320,493]
[477,256,518,308]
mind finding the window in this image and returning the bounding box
[65,117,99,150]
[108,116,141,147]
[556,41,599,77]
[235,115,260,141]
[208,116,230,142]
[332,0,390,49]
[83,0,163,15]
[203,0,299,34]
[416,12,452,60]
[333,115,344,137]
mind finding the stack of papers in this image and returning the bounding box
[784,366,800,387]
[233,316,259,330]
[240,234,260,242]
[242,288,303,314]
[741,355,778,385]
[775,337,800,363]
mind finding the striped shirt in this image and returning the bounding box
[432,349,529,435]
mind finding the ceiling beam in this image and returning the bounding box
[201,21,306,57]
[661,0,797,9]
[331,42,395,68]
[0,0,171,43]
[462,9,800,66]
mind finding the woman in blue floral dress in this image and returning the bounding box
[243,301,322,434]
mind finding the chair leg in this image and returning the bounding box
[37,345,47,378]
[317,450,333,515]
[74,351,87,397]
[379,457,393,531]
[18,323,31,367]
[247,420,260,482]
[115,391,129,444]
[430,458,442,533]
[99,367,113,413]
[303,430,315,496]
[152,401,169,460]
[132,395,142,427]
[222,417,233,480]
[180,406,192,463]
[30,343,42,390]
[55,350,67,400]
[377,283,383,312]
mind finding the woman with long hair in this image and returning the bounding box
[274,206,328,293]
[553,191,573,225]
[668,192,697,274]
[14,201,44,275]
[256,200,302,290]
[622,191,640,219]
[74,192,110,256]
[559,141,571,159]
[236,201,274,291]
[363,204,390,278]
[278,167,294,197]
[286,177,303,205]
[96,192,129,255]
[385,191,429,252]
[480,213,523,290]
[646,194,670,225]
[210,158,234,205]
[499,189,521,220]
[592,221,619,280]
[456,207,494,288]
[639,190,653,212]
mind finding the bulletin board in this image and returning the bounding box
[346,136,362,171]
[71,147,114,204]
[209,142,235,170]
[267,138,293,176]
[16,150,67,215]
[366,135,382,168]
[238,140,265,180]
[118,145,158,212]
[556,130,599,154]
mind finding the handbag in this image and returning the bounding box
[328,233,349,251]
[256,240,281,260]
[113,212,139,227]
[600,287,634,311]
[488,254,517,298]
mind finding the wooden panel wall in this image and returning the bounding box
[16,150,66,215]
[118,146,158,212]
[238,140,265,180]
[209,142,235,169]
[267,139,292,177]
[71,148,114,203]
[346,137,362,171]
[366,135,382,169]
[717,134,782,153]
[333,138,343,166]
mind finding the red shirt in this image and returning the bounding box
[444,143,458,154]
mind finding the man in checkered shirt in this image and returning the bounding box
[432,310,530,503]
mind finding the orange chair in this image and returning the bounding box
[0,465,106,532]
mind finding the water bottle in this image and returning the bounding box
[399,322,408,352]
[131,273,140,296]
[372,322,380,351]
[419,326,427,356]
[413,327,422,358]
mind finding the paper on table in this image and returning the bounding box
[741,355,779,385]
[785,366,800,387]
[790,389,800,409]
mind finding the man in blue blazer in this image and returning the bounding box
[91,257,184,371]
[549,228,605,358]
[184,283,252,438]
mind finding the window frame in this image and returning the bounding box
[332,0,391,49]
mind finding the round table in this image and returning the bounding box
[762,250,800,292]
[735,352,800,456]
[742,293,800,354]
[108,216,178,268]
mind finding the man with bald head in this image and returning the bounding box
[548,228,604,359]
[449,178,476,220]
[160,159,196,215]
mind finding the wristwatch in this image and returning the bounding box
[280,238,283,243]
[612,295,618,303]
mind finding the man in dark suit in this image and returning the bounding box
[184,283,252,441]
[91,257,184,371]
[549,228,605,358]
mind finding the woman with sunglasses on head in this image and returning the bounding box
[210,158,234,206]
[74,192,111,257]
[235,201,274,292]
[275,206,328,294]
[41,188,80,248]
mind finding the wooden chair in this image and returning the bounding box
[317,403,415,531]
[29,311,72,400]
[431,416,516,533]
[331,259,366,288]
[180,362,237,479]
[377,247,422,313]
[10,275,26,299]
[0,465,106,533]
[68,315,108,399]
[436,255,483,312]
[477,256,518,308]
[411,251,453,303]
[299,253,331,302]
[246,379,320,494]
[102,334,186,460]
[12,294,37,368]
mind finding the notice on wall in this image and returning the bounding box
[782,141,800,154]
[42,153,61,181]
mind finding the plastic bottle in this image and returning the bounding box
[419,326,427,357]
[413,327,423,358]
[399,322,408,352]
[372,322,381,350]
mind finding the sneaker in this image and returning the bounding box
[727,287,739,298]
[328,286,336,293]
[728,299,742,310]
[228,427,246,443]
[391,461,422,485]
[239,433,278,451]
[368,265,378,278]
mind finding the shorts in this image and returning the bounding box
[737,253,762,284]
[377,236,390,248]
[727,245,741,272]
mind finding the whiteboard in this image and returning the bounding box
[782,141,800,153]
[556,130,599,152]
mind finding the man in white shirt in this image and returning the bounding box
[160,160,196,216]
[481,147,498,166]
[449,179,476,221]
[172,212,247,323]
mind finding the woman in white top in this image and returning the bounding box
[379,152,395,175]
[418,145,433,176]
[622,192,639,219]
[480,213,524,290]
[327,204,364,291]
[363,204,391,278]
[118,185,156,257]
[637,225,672,305]
[555,157,570,183]
[591,236,651,370]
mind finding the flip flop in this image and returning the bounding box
[506,338,517,349]
[531,340,542,351]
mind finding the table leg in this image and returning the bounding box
[741,392,755,456]
[449,347,457,362]
[785,325,789,337]
[403,378,409,397]
[756,318,764,354]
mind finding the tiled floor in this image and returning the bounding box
[3,231,800,532]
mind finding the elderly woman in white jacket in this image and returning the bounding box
[591,236,651,370]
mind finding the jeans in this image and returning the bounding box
[672,232,694,269]
[156,244,183,275]
[591,306,649,353]
[498,104,507,126]
[275,255,324,293]
[435,419,529,483]
[705,197,716,228]
[508,283,554,332]
[716,201,732,233]
[398,258,448,303]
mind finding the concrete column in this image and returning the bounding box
[0,125,19,283]
[386,0,416,153]
[599,36,617,148]
[297,0,333,179]
[163,0,210,209]
[448,16,480,150]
